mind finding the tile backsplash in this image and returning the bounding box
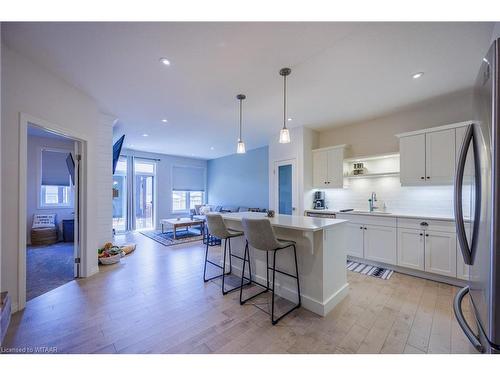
[319,176,469,217]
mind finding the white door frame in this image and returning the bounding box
[18,112,88,310]
[274,158,298,215]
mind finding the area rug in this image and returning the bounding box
[346,260,394,280]
[140,228,203,247]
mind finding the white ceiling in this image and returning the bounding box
[2,22,494,159]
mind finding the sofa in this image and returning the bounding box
[190,205,266,221]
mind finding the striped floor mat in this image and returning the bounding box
[346,260,394,280]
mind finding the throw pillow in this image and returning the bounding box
[32,214,56,228]
[199,205,212,215]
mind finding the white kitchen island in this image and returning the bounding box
[220,212,348,317]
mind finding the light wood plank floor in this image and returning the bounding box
[2,232,478,354]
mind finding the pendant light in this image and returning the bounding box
[279,67,291,144]
[236,94,246,154]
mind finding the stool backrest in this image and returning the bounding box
[241,218,280,251]
[206,213,231,239]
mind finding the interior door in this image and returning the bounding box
[400,134,426,185]
[425,129,456,184]
[73,143,81,278]
[112,156,128,233]
[275,159,297,215]
[134,158,156,230]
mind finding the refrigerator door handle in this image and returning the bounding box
[453,286,484,353]
[454,124,481,265]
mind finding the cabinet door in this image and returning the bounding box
[345,222,364,258]
[397,228,425,271]
[424,230,457,277]
[326,148,344,188]
[364,224,397,265]
[312,151,328,188]
[425,129,456,184]
[400,134,426,185]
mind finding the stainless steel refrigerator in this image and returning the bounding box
[454,38,500,354]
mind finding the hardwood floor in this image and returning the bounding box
[2,232,478,354]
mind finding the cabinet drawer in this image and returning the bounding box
[335,213,396,227]
[397,218,455,233]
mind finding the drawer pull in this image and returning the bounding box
[420,222,429,226]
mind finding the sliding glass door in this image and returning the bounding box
[134,159,156,230]
[112,156,127,233]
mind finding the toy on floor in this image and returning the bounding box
[98,242,136,265]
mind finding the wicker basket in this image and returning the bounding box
[31,227,58,246]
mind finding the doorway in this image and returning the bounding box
[275,159,297,215]
[24,124,81,301]
[134,158,156,230]
[18,114,86,310]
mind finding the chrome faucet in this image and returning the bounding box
[369,192,378,212]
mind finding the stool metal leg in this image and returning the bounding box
[270,244,301,325]
[240,241,270,305]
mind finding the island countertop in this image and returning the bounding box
[221,211,347,232]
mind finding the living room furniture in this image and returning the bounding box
[160,218,204,240]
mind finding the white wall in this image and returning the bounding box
[1,44,114,311]
[26,134,75,244]
[317,89,474,158]
[120,148,207,229]
[0,24,3,297]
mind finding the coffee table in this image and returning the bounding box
[160,218,204,240]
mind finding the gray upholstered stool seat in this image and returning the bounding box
[239,217,301,325]
[203,213,250,295]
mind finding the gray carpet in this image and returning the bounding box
[27,242,74,301]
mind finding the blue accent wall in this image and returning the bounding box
[207,146,269,209]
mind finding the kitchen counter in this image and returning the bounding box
[221,211,347,231]
[220,212,349,317]
[306,209,457,222]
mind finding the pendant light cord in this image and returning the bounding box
[283,74,287,130]
[239,98,243,141]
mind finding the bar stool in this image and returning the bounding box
[203,213,251,295]
[239,217,301,325]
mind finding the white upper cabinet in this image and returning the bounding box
[400,133,426,185]
[425,129,456,184]
[312,145,346,188]
[397,122,472,186]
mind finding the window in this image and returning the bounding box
[41,185,72,207]
[39,148,73,208]
[172,191,205,212]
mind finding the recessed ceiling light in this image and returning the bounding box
[287,118,293,122]
[412,72,424,79]
[159,57,171,66]
[161,119,168,123]
[129,144,135,147]
[210,146,215,150]
[142,133,149,137]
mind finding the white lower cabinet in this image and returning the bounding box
[345,222,364,258]
[397,228,425,271]
[363,224,397,264]
[424,230,457,277]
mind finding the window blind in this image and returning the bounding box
[172,166,205,191]
[41,150,71,186]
